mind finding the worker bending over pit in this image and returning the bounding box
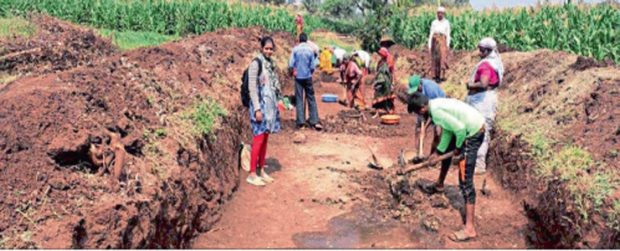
[408,93,485,242]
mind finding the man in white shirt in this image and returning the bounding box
[428,6,451,82]
[333,47,346,67]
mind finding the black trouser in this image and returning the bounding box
[294,78,319,126]
[440,129,485,204]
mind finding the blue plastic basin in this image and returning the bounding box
[321,94,338,103]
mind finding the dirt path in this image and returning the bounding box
[192,79,529,248]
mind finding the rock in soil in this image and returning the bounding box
[293,132,307,144]
[430,194,449,209]
[416,178,439,195]
[444,186,465,212]
[388,175,415,200]
[421,216,441,233]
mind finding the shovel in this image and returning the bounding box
[367,146,383,170]
[397,151,455,175]
[399,149,428,166]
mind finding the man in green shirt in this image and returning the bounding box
[408,93,485,242]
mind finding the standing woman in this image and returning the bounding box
[372,47,396,115]
[296,13,304,38]
[247,36,282,186]
[428,6,451,82]
[466,37,504,175]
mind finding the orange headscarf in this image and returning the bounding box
[378,47,395,74]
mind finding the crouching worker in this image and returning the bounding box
[407,75,446,152]
[408,93,485,242]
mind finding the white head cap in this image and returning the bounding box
[437,6,446,13]
[478,37,497,50]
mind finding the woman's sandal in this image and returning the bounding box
[448,230,477,242]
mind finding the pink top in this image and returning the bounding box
[475,62,499,87]
[296,16,304,25]
[345,62,361,82]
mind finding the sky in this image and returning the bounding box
[469,0,609,10]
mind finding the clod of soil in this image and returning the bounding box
[0,15,117,77]
[569,56,615,71]
[421,216,441,232]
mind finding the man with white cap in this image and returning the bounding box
[465,37,504,175]
[427,6,451,82]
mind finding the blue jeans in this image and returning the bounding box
[295,78,319,126]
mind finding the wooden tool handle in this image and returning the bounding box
[418,120,428,156]
[399,151,454,175]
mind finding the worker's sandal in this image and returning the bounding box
[259,170,274,183]
[246,175,266,186]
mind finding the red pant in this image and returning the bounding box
[250,133,269,173]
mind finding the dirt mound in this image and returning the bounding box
[496,43,516,53]
[0,27,294,248]
[570,56,615,71]
[488,131,540,192]
[476,51,619,248]
[0,15,117,77]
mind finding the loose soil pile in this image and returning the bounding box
[0,22,295,248]
[0,15,117,77]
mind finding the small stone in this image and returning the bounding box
[421,217,441,232]
[430,195,449,209]
[481,188,492,197]
[293,132,307,144]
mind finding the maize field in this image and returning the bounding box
[0,0,328,36]
[390,3,620,62]
[0,0,618,62]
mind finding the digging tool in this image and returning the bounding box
[413,119,431,163]
[367,146,383,170]
[399,149,427,166]
[398,151,455,175]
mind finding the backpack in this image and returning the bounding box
[240,58,262,108]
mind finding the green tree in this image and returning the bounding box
[320,0,359,18]
[303,0,322,14]
[356,0,391,52]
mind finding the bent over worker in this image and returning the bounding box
[407,75,446,154]
[408,93,485,242]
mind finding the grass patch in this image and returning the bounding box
[531,141,618,221]
[96,28,178,51]
[608,200,620,231]
[0,16,36,39]
[310,31,360,53]
[190,99,227,137]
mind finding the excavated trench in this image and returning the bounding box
[1,15,619,249]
